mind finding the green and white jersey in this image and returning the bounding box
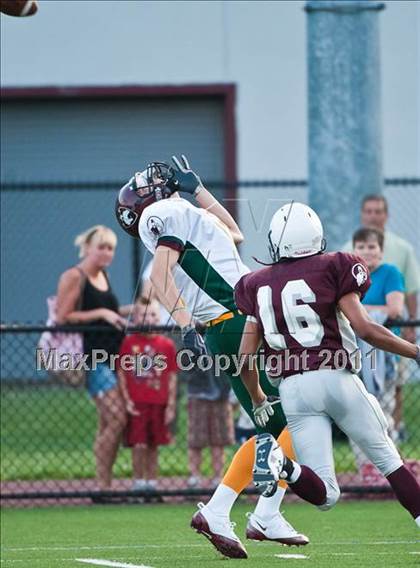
[138,197,250,323]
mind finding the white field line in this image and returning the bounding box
[76,560,153,568]
[327,553,356,556]
[1,551,419,564]
[3,539,419,553]
[274,554,309,559]
[0,558,203,565]
[370,540,420,545]
[2,544,206,552]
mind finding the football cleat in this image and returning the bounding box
[253,433,285,497]
[246,512,309,546]
[191,502,248,559]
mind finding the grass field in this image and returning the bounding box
[1,501,419,568]
[2,383,420,481]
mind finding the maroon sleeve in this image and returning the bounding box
[234,274,256,317]
[334,252,371,301]
[156,235,185,252]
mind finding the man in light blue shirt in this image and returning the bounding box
[343,195,419,438]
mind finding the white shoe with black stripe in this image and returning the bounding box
[246,511,309,546]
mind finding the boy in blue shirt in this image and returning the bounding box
[353,227,404,324]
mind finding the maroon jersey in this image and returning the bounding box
[234,252,371,380]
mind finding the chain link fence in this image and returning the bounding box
[1,178,419,326]
[1,179,419,505]
[1,322,419,504]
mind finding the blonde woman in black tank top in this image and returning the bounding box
[56,225,131,491]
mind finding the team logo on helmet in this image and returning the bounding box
[352,263,368,287]
[147,216,164,237]
[117,207,138,228]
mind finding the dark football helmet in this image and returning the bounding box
[115,162,175,238]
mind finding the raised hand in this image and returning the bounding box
[168,155,204,196]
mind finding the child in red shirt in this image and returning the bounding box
[117,299,177,490]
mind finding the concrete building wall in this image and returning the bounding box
[1,1,418,268]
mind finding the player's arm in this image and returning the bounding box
[238,319,265,405]
[363,291,404,320]
[149,246,193,328]
[170,155,244,244]
[165,371,177,425]
[238,319,280,427]
[195,188,244,244]
[338,292,419,360]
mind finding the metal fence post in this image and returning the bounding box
[306,0,385,251]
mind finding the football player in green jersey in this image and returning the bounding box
[116,156,308,559]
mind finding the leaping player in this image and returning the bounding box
[235,201,420,526]
[116,157,309,559]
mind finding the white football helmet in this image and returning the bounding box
[268,202,325,262]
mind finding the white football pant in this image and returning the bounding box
[279,369,403,510]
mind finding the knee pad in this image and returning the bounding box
[317,478,340,511]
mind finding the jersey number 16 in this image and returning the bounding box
[257,279,325,349]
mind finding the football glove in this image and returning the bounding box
[253,396,282,428]
[168,155,204,196]
[181,325,208,358]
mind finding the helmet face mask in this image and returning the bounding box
[116,161,174,238]
[268,229,280,263]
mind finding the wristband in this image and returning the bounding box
[181,324,195,336]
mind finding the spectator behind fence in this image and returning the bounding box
[187,366,234,488]
[56,225,129,491]
[353,227,405,324]
[117,298,177,491]
[352,228,405,482]
[343,195,420,438]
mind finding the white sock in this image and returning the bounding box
[254,485,286,519]
[206,484,238,517]
[415,515,420,528]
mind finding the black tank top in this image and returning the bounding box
[80,271,124,362]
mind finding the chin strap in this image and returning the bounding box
[252,256,279,266]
